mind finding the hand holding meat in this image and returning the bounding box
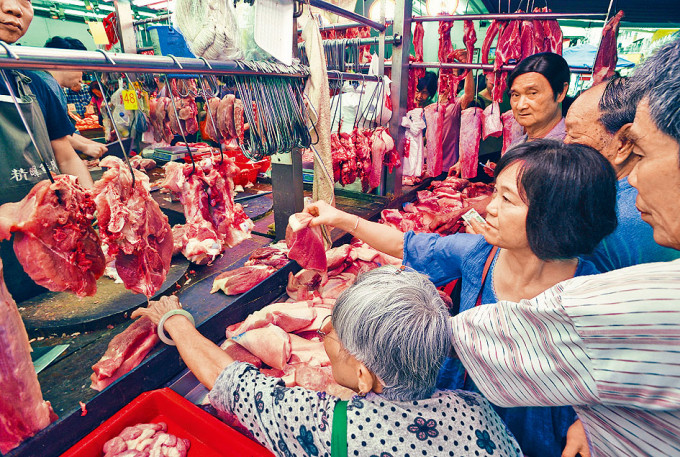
[304,200,351,229]
[131,295,182,326]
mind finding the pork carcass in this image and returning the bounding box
[90,317,159,391]
[210,265,276,295]
[0,259,56,453]
[93,157,173,297]
[459,108,483,179]
[593,10,625,84]
[161,158,253,264]
[0,175,105,297]
[286,212,327,272]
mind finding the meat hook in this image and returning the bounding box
[163,73,197,175]
[94,72,136,189]
[198,73,224,163]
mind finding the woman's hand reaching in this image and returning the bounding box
[304,200,352,229]
[131,295,183,326]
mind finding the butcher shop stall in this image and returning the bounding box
[0,0,674,455]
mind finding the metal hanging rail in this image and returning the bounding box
[410,61,593,74]
[412,12,607,22]
[308,0,387,32]
[297,20,393,33]
[327,70,382,82]
[0,43,308,78]
[133,14,172,26]
[305,35,399,47]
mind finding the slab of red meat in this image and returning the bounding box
[482,101,503,139]
[216,94,236,140]
[231,323,291,370]
[520,18,536,60]
[90,317,160,391]
[286,212,327,272]
[407,22,426,111]
[245,244,290,269]
[352,128,373,192]
[332,132,358,186]
[532,8,548,53]
[94,157,173,297]
[0,259,56,453]
[593,10,625,85]
[0,175,105,297]
[233,99,245,144]
[204,96,221,142]
[153,97,174,144]
[209,159,254,248]
[501,110,523,155]
[423,105,442,177]
[370,127,395,187]
[542,7,564,55]
[493,19,522,101]
[289,334,328,366]
[210,265,276,295]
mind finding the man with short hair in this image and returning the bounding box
[564,77,679,271]
[450,38,680,457]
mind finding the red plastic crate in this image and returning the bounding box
[61,388,273,457]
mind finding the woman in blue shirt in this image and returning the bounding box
[305,139,619,457]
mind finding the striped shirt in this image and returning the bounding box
[450,259,680,457]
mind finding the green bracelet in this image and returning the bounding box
[157,309,195,346]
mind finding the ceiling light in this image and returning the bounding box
[426,0,459,16]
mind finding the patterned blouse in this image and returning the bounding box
[209,362,522,457]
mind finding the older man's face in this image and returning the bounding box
[628,99,680,249]
[0,0,32,44]
[564,84,615,161]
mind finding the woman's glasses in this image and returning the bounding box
[316,314,333,340]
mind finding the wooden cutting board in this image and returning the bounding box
[19,257,189,337]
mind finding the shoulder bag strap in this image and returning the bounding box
[474,245,499,308]
[331,400,348,457]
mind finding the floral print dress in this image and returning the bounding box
[209,363,522,457]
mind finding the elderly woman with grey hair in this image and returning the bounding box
[132,267,522,457]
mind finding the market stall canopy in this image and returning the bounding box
[480,0,680,25]
[563,43,635,70]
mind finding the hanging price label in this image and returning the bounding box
[121,90,138,110]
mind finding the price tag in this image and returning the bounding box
[122,90,138,110]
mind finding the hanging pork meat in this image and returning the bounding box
[542,7,564,55]
[407,22,426,111]
[0,176,105,297]
[593,10,625,84]
[459,107,483,179]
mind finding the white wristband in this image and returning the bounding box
[157,309,195,346]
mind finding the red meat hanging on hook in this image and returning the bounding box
[103,12,119,51]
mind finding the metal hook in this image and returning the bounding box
[0,40,19,59]
[166,54,184,70]
[95,49,117,65]
[94,72,136,188]
[163,73,196,174]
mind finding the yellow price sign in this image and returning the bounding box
[122,90,139,110]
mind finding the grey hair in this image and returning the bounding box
[598,76,635,134]
[628,38,680,150]
[331,266,451,402]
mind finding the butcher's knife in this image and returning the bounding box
[31,344,69,374]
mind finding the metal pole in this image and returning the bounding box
[133,14,172,26]
[410,61,595,74]
[114,0,138,54]
[385,0,411,197]
[297,20,393,33]
[0,44,308,78]
[308,0,387,31]
[327,71,382,82]
[412,12,606,22]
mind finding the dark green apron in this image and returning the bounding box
[0,71,60,301]
[331,400,348,457]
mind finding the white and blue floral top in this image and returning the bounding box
[208,362,522,457]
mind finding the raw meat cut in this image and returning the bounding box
[501,110,523,155]
[204,96,221,142]
[233,99,245,144]
[230,324,291,370]
[0,175,105,297]
[519,18,536,60]
[423,104,442,177]
[245,244,290,269]
[482,102,503,140]
[401,108,426,177]
[493,18,522,101]
[286,269,325,301]
[352,128,373,192]
[102,421,190,457]
[129,155,157,171]
[437,19,455,97]
[93,157,173,297]
[407,22,426,111]
[0,259,56,453]
[369,127,395,188]
[459,107,483,179]
[210,265,276,295]
[216,94,236,140]
[289,334,328,366]
[481,20,505,103]
[161,157,253,264]
[225,301,317,337]
[286,212,327,272]
[221,341,263,368]
[91,317,160,391]
[532,8,548,53]
[593,10,625,84]
[542,7,564,55]
[331,132,358,186]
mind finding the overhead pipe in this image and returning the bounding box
[410,61,593,74]
[412,12,606,22]
[308,0,387,32]
[133,14,171,26]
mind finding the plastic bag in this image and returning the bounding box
[173,0,243,61]
[330,81,363,133]
[358,54,392,127]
